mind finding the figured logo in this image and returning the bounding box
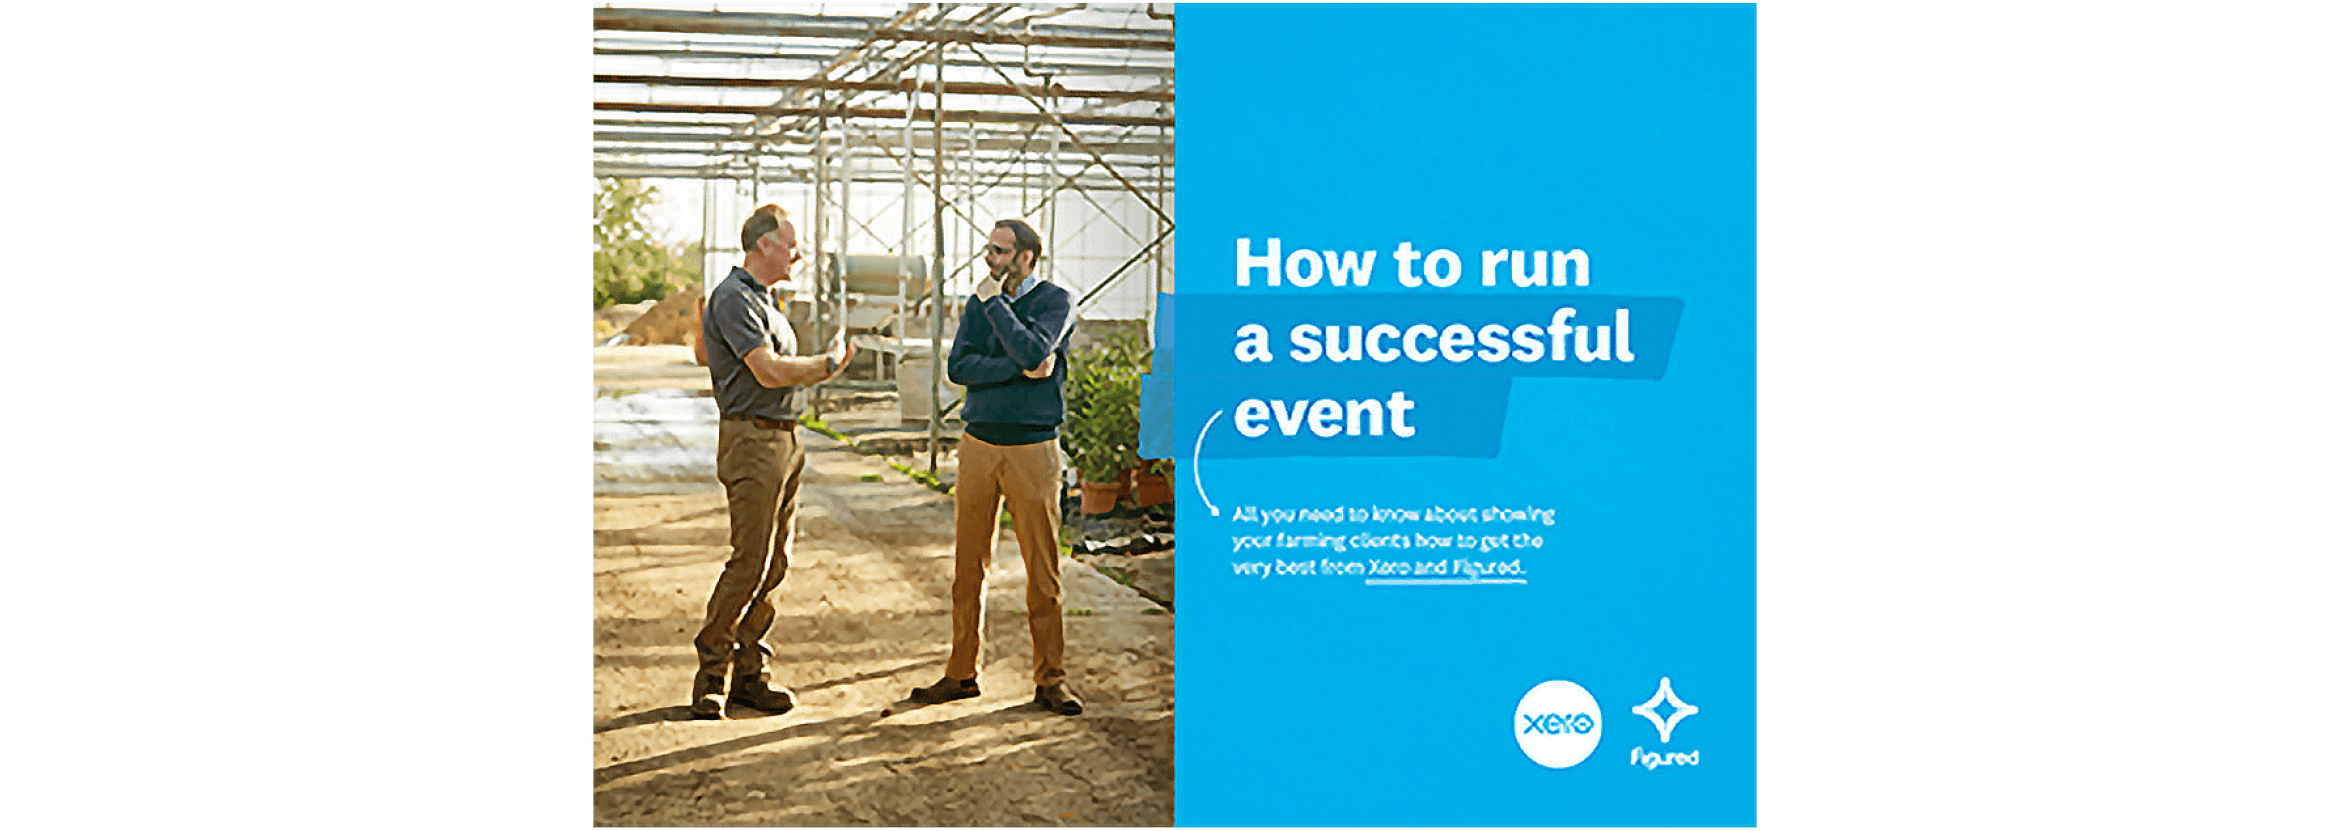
[1514,680,1603,769]
[1631,676,1698,743]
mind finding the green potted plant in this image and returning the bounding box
[1065,348,1125,514]
[1066,333,1146,514]
[1104,334,1145,504]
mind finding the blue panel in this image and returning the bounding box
[1172,5,1754,826]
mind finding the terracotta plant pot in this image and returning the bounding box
[1134,473,1173,507]
[1080,480,1123,515]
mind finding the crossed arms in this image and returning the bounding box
[948,287,1068,385]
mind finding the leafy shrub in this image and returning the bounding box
[593,178,699,308]
[1065,332,1150,483]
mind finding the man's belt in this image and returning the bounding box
[721,413,797,431]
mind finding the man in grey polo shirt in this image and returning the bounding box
[692,203,853,720]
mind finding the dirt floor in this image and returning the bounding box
[593,347,1173,826]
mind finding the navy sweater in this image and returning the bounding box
[947,278,1070,445]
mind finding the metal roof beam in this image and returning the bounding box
[591,163,1170,192]
[594,73,1172,104]
[964,42,1172,228]
[594,44,1173,77]
[594,119,1156,145]
[594,101,1172,128]
[593,7,1173,51]
[593,146,1169,168]
[596,130,1171,157]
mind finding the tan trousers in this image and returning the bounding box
[948,435,1067,687]
[695,419,806,699]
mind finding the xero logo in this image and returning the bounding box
[1514,680,1603,768]
[1522,712,1596,735]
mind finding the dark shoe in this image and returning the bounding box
[1034,684,1083,716]
[728,680,798,714]
[686,671,723,718]
[910,676,980,704]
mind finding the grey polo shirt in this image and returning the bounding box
[703,266,802,421]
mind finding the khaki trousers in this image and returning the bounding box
[695,419,806,699]
[948,435,1067,687]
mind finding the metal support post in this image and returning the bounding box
[811,114,829,416]
[928,42,946,475]
[966,45,1173,230]
[1044,78,1061,290]
[899,62,916,388]
[837,134,852,383]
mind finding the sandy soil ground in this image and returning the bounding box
[593,347,1172,826]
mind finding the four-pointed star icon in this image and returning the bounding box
[1631,677,1699,743]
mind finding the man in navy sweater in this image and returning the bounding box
[910,218,1083,715]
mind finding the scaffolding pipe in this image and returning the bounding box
[1152,112,1167,348]
[595,163,1164,194]
[595,74,1173,104]
[964,45,1174,228]
[731,3,929,183]
[900,63,916,390]
[594,8,1173,51]
[1045,76,1061,293]
[596,44,1173,78]
[805,121,1005,278]
[827,119,1048,207]
[811,113,828,416]
[929,41,946,475]
[595,6,1170,44]
[823,133,992,241]
[787,3,927,107]
[1027,224,1175,359]
[702,177,718,289]
[594,101,1170,128]
[966,125,979,299]
[595,127,1169,158]
[837,130,852,388]
[738,6,1017,166]
[1054,166,1156,249]
[602,126,1168,177]
[592,158,1163,192]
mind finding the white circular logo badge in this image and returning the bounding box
[1515,680,1603,769]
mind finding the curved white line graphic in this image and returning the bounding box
[1192,409,1222,517]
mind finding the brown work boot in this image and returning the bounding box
[910,676,980,704]
[728,678,797,714]
[1034,684,1084,716]
[690,675,727,720]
